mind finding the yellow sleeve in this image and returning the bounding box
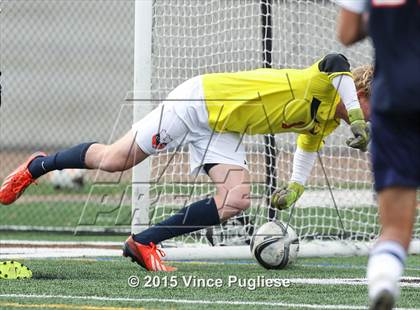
[297,133,324,152]
[297,119,341,152]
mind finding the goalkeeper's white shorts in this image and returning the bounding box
[132,76,248,175]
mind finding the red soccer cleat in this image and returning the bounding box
[123,235,177,272]
[0,152,46,205]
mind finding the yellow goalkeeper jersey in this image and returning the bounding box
[202,54,352,151]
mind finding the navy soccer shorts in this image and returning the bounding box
[371,111,420,192]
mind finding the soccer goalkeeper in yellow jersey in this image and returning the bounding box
[0,53,371,272]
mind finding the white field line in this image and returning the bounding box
[0,240,122,246]
[2,240,420,259]
[0,294,378,310]
[0,293,419,310]
[301,263,420,272]
[0,247,121,259]
[0,241,122,259]
[292,277,420,288]
[2,245,420,271]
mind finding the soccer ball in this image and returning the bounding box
[250,221,299,270]
[49,169,86,190]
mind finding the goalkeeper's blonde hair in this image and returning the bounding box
[352,65,374,98]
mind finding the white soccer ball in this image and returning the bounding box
[49,169,86,190]
[250,221,299,270]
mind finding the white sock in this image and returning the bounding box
[367,241,406,301]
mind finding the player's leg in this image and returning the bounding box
[367,111,420,309]
[207,164,251,221]
[122,76,217,271]
[368,188,417,309]
[125,163,250,271]
[84,130,147,172]
[132,163,250,245]
[0,96,187,205]
[194,131,251,222]
[378,188,417,249]
[29,130,147,177]
[0,129,148,205]
[130,131,250,245]
[124,126,250,272]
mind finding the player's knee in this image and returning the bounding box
[217,185,251,220]
[227,185,251,209]
[231,192,251,211]
[98,147,129,172]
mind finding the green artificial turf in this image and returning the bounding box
[0,256,419,309]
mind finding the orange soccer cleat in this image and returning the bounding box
[123,235,177,272]
[0,152,46,205]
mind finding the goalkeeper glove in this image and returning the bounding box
[271,182,304,210]
[347,108,370,152]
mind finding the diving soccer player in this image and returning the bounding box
[0,53,371,272]
[337,1,420,309]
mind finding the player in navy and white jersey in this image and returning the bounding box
[336,0,420,309]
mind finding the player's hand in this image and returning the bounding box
[346,108,370,152]
[271,182,304,210]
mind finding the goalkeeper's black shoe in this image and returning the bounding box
[369,289,395,310]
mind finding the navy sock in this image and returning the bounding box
[28,142,96,179]
[133,198,220,245]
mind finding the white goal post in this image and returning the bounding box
[132,0,420,259]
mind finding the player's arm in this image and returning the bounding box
[319,53,370,152]
[271,146,316,210]
[334,0,368,46]
[271,133,324,210]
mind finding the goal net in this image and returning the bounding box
[132,0,420,258]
